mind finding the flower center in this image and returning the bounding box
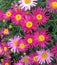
[19,43,25,49]
[24,0,31,4]
[4,29,9,34]
[6,12,11,17]
[24,57,29,63]
[4,47,8,51]
[36,14,42,20]
[27,38,33,44]
[16,14,22,20]
[42,52,48,59]
[52,2,57,8]
[26,21,33,28]
[33,56,38,61]
[38,35,45,42]
[5,63,9,65]
[14,41,18,46]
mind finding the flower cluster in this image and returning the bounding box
[0,0,57,65]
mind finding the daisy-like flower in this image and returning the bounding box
[21,15,36,33]
[21,55,31,65]
[2,59,11,65]
[18,39,29,52]
[46,0,57,12]
[0,10,3,20]
[18,0,37,10]
[8,36,20,53]
[37,50,53,64]
[34,29,51,48]
[14,61,24,65]
[29,52,38,64]
[24,34,36,47]
[11,10,24,25]
[51,42,57,57]
[3,9,13,20]
[2,28,10,35]
[32,7,49,25]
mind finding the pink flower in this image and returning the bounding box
[34,28,51,48]
[18,39,29,52]
[11,10,24,25]
[24,34,36,47]
[51,42,57,57]
[3,9,13,20]
[32,7,49,25]
[0,10,3,20]
[14,61,24,65]
[20,15,37,33]
[8,36,20,53]
[21,55,31,65]
[29,52,38,64]
[2,59,11,65]
[46,0,57,12]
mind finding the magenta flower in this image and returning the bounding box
[0,10,3,20]
[46,0,57,12]
[18,39,29,52]
[11,10,24,25]
[20,15,37,33]
[32,7,49,25]
[34,28,51,48]
[8,36,20,53]
[3,9,13,20]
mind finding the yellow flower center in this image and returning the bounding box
[4,47,8,51]
[33,56,38,61]
[27,38,33,44]
[14,41,18,46]
[15,14,22,21]
[24,57,29,63]
[6,11,11,17]
[19,43,25,49]
[36,14,42,20]
[52,2,57,8]
[0,48,2,52]
[26,21,33,28]
[38,35,45,42]
[5,63,9,65]
[42,52,48,59]
[24,0,31,4]
[4,29,9,34]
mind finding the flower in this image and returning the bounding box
[21,55,31,65]
[2,28,10,35]
[29,52,38,64]
[18,39,29,52]
[11,10,24,25]
[3,9,13,20]
[37,50,53,64]
[2,59,11,65]
[8,36,20,52]
[32,7,49,25]
[51,42,57,57]
[34,29,51,48]
[0,10,3,20]
[14,61,24,65]
[46,0,57,12]
[18,0,37,10]
[24,34,36,47]
[20,15,36,33]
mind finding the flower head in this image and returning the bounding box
[18,0,37,10]
[37,50,53,64]
[47,0,57,12]
[34,29,51,48]
[8,36,20,53]
[32,7,49,25]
